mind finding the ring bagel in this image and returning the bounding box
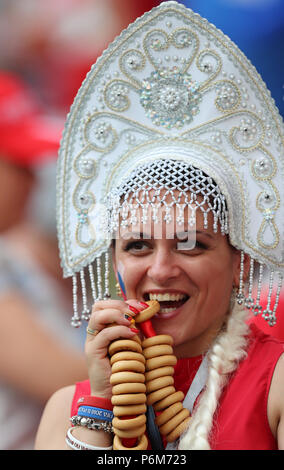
[112,414,146,430]
[113,434,148,450]
[167,416,191,443]
[110,371,145,385]
[111,382,146,395]
[134,300,160,323]
[108,339,142,356]
[143,344,173,359]
[113,403,147,416]
[142,334,173,348]
[146,354,177,371]
[153,391,184,412]
[111,393,146,405]
[111,360,145,374]
[146,375,174,393]
[112,424,146,439]
[110,351,145,365]
[155,402,183,427]
[147,385,176,406]
[145,366,174,382]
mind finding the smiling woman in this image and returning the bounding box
[111,177,240,360]
[35,1,284,451]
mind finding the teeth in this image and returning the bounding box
[159,307,177,314]
[149,292,186,302]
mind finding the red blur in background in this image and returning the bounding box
[0,0,160,113]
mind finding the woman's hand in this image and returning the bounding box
[85,299,141,399]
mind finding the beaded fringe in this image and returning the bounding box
[236,251,283,327]
[71,249,282,327]
[106,160,230,240]
[108,195,229,239]
[71,251,111,327]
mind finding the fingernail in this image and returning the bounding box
[124,314,135,324]
[130,327,139,334]
[128,305,140,315]
[139,301,149,308]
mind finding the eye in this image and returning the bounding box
[194,240,207,250]
[176,238,208,253]
[124,240,152,254]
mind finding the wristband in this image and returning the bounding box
[77,395,113,411]
[78,405,114,422]
[70,415,113,433]
[66,427,113,450]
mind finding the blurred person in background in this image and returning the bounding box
[0,0,160,114]
[0,71,88,450]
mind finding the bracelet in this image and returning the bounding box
[77,395,113,411]
[70,415,113,433]
[66,427,113,451]
[78,405,113,422]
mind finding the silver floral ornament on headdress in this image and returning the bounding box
[56,1,284,327]
[140,67,201,128]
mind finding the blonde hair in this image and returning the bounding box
[178,298,249,450]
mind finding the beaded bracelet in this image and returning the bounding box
[70,415,113,433]
[66,427,113,451]
[78,405,113,422]
[77,395,113,411]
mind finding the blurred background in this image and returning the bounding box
[0,0,283,449]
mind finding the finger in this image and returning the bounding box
[88,307,134,331]
[92,299,128,313]
[86,324,139,350]
[86,308,138,345]
[85,319,134,343]
[86,326,100,338]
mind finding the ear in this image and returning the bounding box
[232,250,250,288]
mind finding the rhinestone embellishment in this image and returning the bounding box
[215,81,240,112]
[253,157,274,179]
[95,121,112,143]
[140,67,201,128]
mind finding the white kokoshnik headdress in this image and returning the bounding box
[56,1,284,327]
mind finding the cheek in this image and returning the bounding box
[207,255,236,306]
[115,258,141,297]
[119,258,146,297]
[194,252,235,294]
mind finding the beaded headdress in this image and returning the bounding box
[56,1,284,327]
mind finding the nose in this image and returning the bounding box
[146,246,181,285]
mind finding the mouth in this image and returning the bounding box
[143,292,189,315]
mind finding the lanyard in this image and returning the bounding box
[182,354,209,413]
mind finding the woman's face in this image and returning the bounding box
[113,194,241,357]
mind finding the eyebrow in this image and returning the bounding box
[176,230,213,239]
[120,231,151,240]
[195,230,214,239]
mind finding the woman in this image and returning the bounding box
[35,2,284,450]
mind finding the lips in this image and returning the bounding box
[144,291,189,314]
